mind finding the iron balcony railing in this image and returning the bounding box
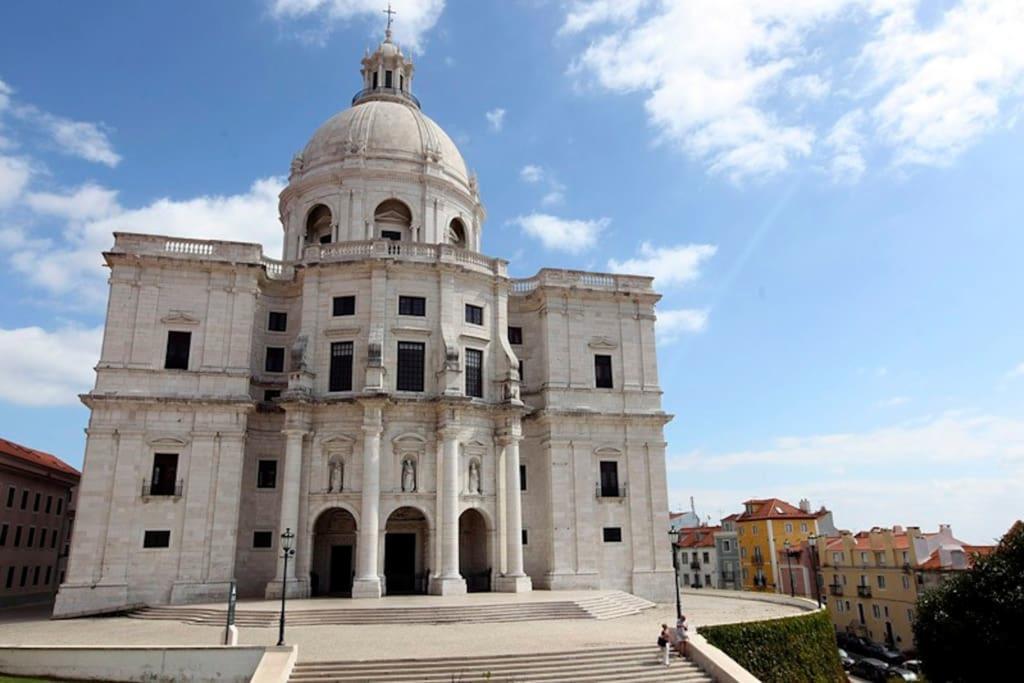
[596,483,628,499]
[690,561,701,570]
[829,583,844,596]
[142,478,183,497]
[351,86,421,109]
[857,584,873,598]
[752,555,765,565]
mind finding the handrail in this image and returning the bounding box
[351,86,421,109]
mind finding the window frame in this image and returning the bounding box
[265,346,286,374]
[602,527,623,543]
[464,304,484,326]
[332,295,356,316]
[267,311,288,332]
[150,452,179,496]
[396,341,426,392]
[594,354,613,389]
[142,530,171,549]
[599,460,620,497]
[507,326,523,345]
[398,296,426,317]
[329,340,355,392]
[465,347,483,398]
[164,330,192,370]
[257,459,278,489]
[252,530,274,550]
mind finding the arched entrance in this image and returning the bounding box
[459,508,490,592]
[310,507,357,597]
[384,506,430,595]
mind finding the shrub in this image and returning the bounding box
[699,609,845,683]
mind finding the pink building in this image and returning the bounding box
[776,539,821,601]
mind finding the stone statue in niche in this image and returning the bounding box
[290,335,309,372]
[401,458,416,492]
[367,326,383,367]
[444,346,460,371]
[328,459,343,492]
[468,460,480,494]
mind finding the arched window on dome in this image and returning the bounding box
[374,199,412,241]
[447,218,467,249]
[306,204,333,245]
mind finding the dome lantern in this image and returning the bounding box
[352,8,418,110]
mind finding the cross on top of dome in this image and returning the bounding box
[383,2,396,40]
[352,4,419,109]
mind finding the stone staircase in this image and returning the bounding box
[128,591,654,627]
[288,646,713,682]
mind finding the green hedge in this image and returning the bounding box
[699,609,845,683]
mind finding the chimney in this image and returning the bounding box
[690,496,696,516]
[799,498,811,513]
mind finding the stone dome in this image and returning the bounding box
[301,100,469,186]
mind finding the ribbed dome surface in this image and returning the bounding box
[302,100,468,184]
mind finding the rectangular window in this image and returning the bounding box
[902,575,910,590]
[32,566,40,586]
[0,523,7,546]
[27,527,35,548]
[264,389,281,401]
[150,453,179,496]
[385,69,393,88]
[268,311,287,332]
[508,326,522,344]
[724,540,731,552]
[329,341,354,392]
[800,522,808,533]
[20,489,28,510]
[381,230,402,241]
[51,528,58,549]
[872,605,881,618]
[465,348,483,397]
[785,523,793,533]
[265,347,285,373]
[396,341,425,391]
[14,526,21,547]
[521,529,528,545]
[56,497,63,515]
[143,530,171,548]
[907,608,914,622]
[398,296,426,316]
[45,495,53,514]
[703,552,710,563]
[20,566,27,587]
[603,527,622,542]
[32,492,40,512]
[5,486,13,507]
[518,360,524,383]
[45,566,52,585]
[333,295,356,316]
[5,566,13,589]
[39,528,46,548]
[253,531,273,549]
[519,464,526,491]
[876,551,887,566]
[594,354,613,388]
[465,304,484,325]
[164,331,191,370]
[599,461,620,497]
[877,575,886,588]
[257,460,277,489]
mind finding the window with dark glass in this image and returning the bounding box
[465,348,483,398]
[264,389,281,401]
[27,527,34,547]
[333,295,356,316]
[518,360,524,383]
[39,528,46,548]
[372,72,378,88]
[150,453,179,496]
[253,531,273,549]
[603,527,623,542]
[397,341,425,391]
[257,460,277,489]
[164,331,191,370]
[56,497,63,515]
[5,567,13,588]
[519,464,526,491]
[381,230,402,241]
[268,311,287,332]
[20,566,27,587]
[385,70,393,88]
[265,347,285,373]
[319,233,331,244]
[5,486,13,507]
[20,489,27,510]
[600,460,620,497]
[522,529,528,545]
[45,495,52,514]
[32,566,39,585]
[398,296,426,316]
[44,566,52,585]
[143,530,171,548]
[0,524,6,546]
[329,341,354,392]
[594,354,613,388]
[51,530,57,549]
[465,304,483,325]
[32,493,39,512]
[508,326,523,344]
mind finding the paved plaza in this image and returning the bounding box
[0,592,805,663]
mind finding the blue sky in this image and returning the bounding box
[1,1,1022,543]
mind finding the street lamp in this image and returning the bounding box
[669,531,682,620]
[784,539,795,598]
[277,527,296,647]
[808,535,822,608]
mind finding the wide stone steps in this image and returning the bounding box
[128,591,655,627]
[289,646,712,682]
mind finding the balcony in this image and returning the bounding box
[141,478,183,498]
[857,585,873,598]
[829,583,844,596]
[751,555,765,566]
[351,86,421,109]
[690,561,701,570]
[596,483,627,499]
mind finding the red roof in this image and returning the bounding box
[736,498,820,521]
[721,513,739,522]
[676,526,721,549]
[0,437,80,478]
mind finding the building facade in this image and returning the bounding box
[0,438,79,608]
[819,525,993,652]
[675,525,719,589]
[735,497,836,592]
[715,514,740,590]
[53,33,675,617]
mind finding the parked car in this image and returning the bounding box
[887,666,919,681]
[851,658,892,683]
[902,660,923,674]
[862,641,903,665]
[836,632,869,653]
[837,648,855,671]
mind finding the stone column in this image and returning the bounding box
[495,429,532,593]
[266,428,306,598]
[431,427,466,595]
[352,408,383,598]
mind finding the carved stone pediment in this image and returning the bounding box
[160,310,200,326]
[324,326,361,339]
[588,336,618,350]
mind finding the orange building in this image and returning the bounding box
[734,497,835,592]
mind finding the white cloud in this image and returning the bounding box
[0,78,11,112]
[876,395,910,407]
[0,155,32,207]
[607,242,716,288]
[1007,362,1024,378]
[541,190,565,207]
[269,0,445,52]
[26,183,119,221]
[657,308,709,343]
[560,0,647,35]
[0,324,102,406]
[787,73,831,100]
[519,164,544,183]
[485,107,506,132]
[44,117,121,167]
[825,108,868,183]
[509,213,607,253]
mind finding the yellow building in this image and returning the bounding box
[818,525,993,653]
[735,498,835,592]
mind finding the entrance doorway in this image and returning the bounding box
[459,508,490,592]
[384,506,429,595]
[311,508,357,597]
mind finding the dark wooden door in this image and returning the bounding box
[384,533,416,594]
[330,544,353,595]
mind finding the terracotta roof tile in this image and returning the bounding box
[0,437,80,478]
[736,498,819,521]
[676,526,721,548]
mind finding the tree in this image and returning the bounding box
[913,521,1023,682]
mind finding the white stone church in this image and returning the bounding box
[54,30,674,617]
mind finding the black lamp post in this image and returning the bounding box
[784,539,795,598]
[670,531,682,620]
[808,535,822,608]
[277,527,296,647]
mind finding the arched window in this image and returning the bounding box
[306,204,333,245]
[374,199,412,241]
[448,218,467,248]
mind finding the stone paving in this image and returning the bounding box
[0,592,804,663]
